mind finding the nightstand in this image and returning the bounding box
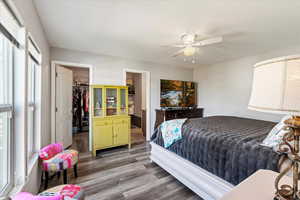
[221,170,292,200]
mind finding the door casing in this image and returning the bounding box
[51,61,93,150]
[123,69,151,141]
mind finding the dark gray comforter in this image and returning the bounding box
[151,116,282,185]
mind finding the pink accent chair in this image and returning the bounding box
[12,184,85,200]
[39,143,79,189]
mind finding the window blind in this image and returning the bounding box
[0,0,22,46]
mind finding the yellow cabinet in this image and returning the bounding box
[92,85,131,156]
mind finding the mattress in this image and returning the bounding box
[151,116,282,185]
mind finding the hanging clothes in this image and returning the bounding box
[84,90,89,113]
[72,85,89,132]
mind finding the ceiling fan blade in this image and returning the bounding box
[193,36,223,46]
[172,44,187,48]
[172,49,184,57]
[161,44,187,48]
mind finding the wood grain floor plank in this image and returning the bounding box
[46,142,202,200]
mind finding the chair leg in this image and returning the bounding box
[44,171,49,190]
[63,169,68,184]
[41,171,44,185]
[57,171,61,180]
[74,164,78,178]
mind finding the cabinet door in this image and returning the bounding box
[113,118,129,145]
[119,88,128,115]
[94,120,113,148]
[106,88,118,116]
[93,87,104,117]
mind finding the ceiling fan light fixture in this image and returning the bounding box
[182,34,196,44]
[183,46,196,56]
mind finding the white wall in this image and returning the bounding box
[141,72,147,110]
[11,0,51,194]
[12,0,51,147]
[193,45,300,122]
[51,47,194,133]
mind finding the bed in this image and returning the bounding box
[150,116,282,200]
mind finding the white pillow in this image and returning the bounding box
[261,115,292,148]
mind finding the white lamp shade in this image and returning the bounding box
[248,55,300,115]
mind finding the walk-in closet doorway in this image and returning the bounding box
[51,61,93,153]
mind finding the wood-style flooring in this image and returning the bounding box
[70,128,146,153]
[71,132,90,153]
[47,136,202,199]
[131,128,145,145]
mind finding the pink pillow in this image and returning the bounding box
[12,192,62,200]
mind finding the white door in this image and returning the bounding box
[56,65,73,148]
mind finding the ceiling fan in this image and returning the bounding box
[166,34,223,59]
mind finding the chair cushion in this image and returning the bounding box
[40,143,64,160]
[42,150,78,172]
[12,192,62,200]
[39,185,84,200]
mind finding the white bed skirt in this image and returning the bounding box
[150,142,234,200]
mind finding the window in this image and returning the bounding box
[0,0,43,196]
[27,57,38,159]
[27,37,41,162]
[0,0,23,196]
[0,32,13,194]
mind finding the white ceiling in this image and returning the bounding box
[34,0,300,68]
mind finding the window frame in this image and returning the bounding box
[27,57,37,161]
[26,34,42,173]
[0,0,44,197]
[0,32,15,197]
[0,107,13,196]
[0,0,24,197]
[27,56,41,162]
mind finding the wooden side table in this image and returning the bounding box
[221,170,292,200]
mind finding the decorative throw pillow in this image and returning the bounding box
[261,115,291,148]
[161,118,187,148]
[12,192,62,200]
[60,185,82,199]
